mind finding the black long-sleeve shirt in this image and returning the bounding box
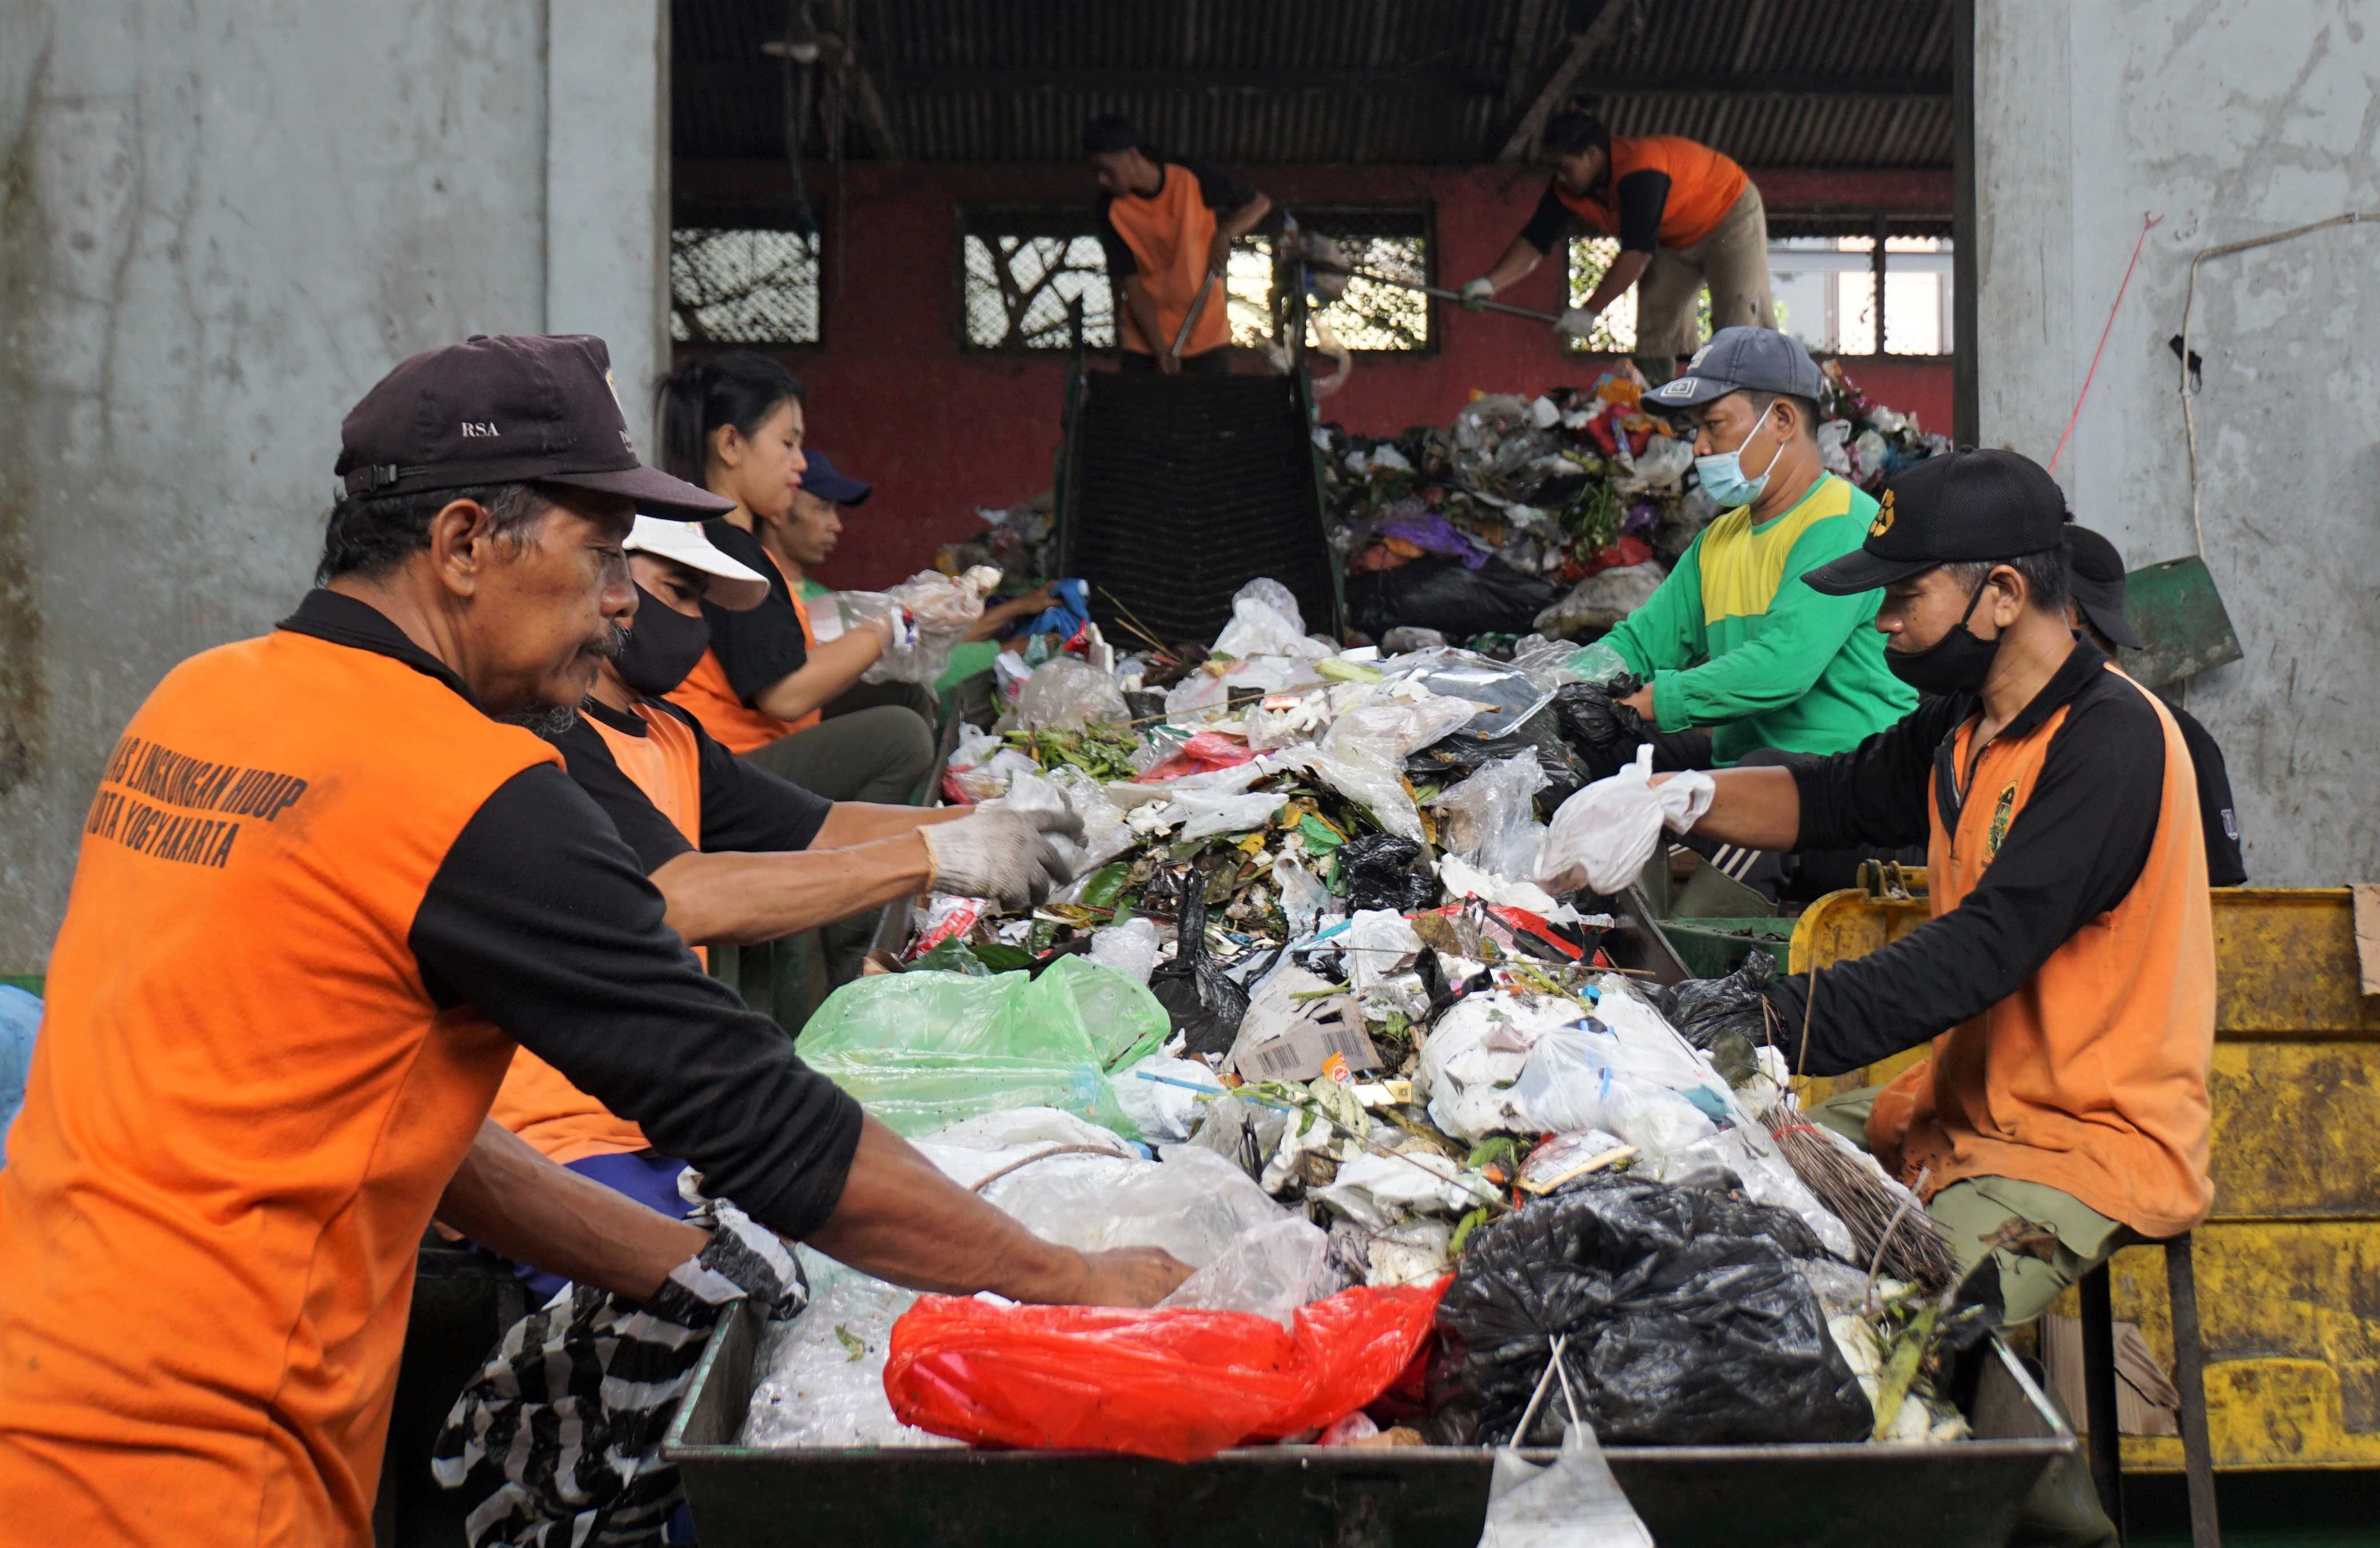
[1760,641,2172,1077]
[282,591,862,1238]
[1519,173,1673,255]
[554,697,831,873]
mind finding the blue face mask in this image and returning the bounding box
[1694,418,1785,509]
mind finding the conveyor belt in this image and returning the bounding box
[1059,370,1340,647]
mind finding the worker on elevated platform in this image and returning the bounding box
[0,334,1188,1548]
[1463,108,1775,383]
[1084,113,1272,376]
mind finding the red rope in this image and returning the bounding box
[2048,212,2163,475]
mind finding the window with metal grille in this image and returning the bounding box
[960,209,1115,350]
[1232,209,1435,354]
[670,226,822,346]
[1567,229,1954,358]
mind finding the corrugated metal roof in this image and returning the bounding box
[674,0,1953,169]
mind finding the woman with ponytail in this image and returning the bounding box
[652,353,933,811]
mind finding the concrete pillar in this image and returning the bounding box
[544,0,671,450]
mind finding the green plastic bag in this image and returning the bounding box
[798,956,1169,1138]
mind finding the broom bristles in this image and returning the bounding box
[1766,1102,1958,1293]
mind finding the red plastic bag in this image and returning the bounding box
[883,1279,1448,1462]
[1133,731,1258,785]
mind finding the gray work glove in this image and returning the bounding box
[921,805,1085,909]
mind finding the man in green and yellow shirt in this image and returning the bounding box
[1604,327,1915,769]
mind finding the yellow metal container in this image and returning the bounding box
[1790,879,2380,1471]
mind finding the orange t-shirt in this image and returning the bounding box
[1865,663,2216,1238]
[1556,134,1750,249]
[489,700,704,1164]
[1100,163,1232,358]
[0,629,558,1547]
[667,547,820,753]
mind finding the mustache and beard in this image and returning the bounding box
[495,622,626,738]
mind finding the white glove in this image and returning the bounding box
[1554,306,1600,341]
[1459,277,1496,311]
[1534,745,1715,896]
[921,805,1085,910]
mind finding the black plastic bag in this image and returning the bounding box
[1148,863,1251,1058]
[1432,1173,1871,1447]
[1404,702,1590,798]
[1347,557,1557,641]
[1335,834,1437,914]
[1650,953,1776,1084]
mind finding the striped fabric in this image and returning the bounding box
[431,1200,807,1547]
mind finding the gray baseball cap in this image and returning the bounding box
[1642,327,1826,412]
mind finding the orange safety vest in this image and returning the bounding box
[1105,164,1232,358]
[0,629,559,1547]
[1555,134,1750,250]
[667,545,819,753]
[1865,663,2217,1239]
[488,700,705,1164]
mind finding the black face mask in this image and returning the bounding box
[1885,574,2002,696]
[615,582,713,697]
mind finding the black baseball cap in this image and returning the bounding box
[1642,326,1826,412]
[334,334,734,520]
[1805,447,2068,595]
[798,450,873,506]
[2062,522,2143,649]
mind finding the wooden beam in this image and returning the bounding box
[1950,0,1978,443]
[1497,0,1638,163]
[882,67,1504,97]
[1498,0,1553,118]
[1570,74,1952,100]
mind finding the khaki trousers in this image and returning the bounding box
[1632,183,1777,362]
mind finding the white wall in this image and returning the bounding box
[1973,0,2380,885]
[0,1,668,968]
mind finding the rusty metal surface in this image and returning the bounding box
[674,0,1957,168]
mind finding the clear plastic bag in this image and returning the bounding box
[1311,685,1477,842]
[1477,1347,1655,1548]
[1505,1026,1719,1168]
[847,566,1001,686]
[1344,909,1429,1020]
[1431,753,1549,883]
[1531,563,1669,639]
[1157,1214,1330,1327]
[1113,1054,1212,1142]
[1086,916,1161,984]
[1270,853,1332,936]
[740,1247,948,1450]
[1535,745,1715,896]
[1041,763,1136,870]
[797,956,1167,1137]
[979,1145,1289,1270]
[1416,993,1580,1142]
[1013,657,1129,730]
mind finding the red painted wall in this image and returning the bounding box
[676,162,1953,589]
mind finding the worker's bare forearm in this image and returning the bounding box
[811,801,963,850]
[805,1115,1088,1302]
[1213,193,1272,259]
[1660,765,1802,853]
[436,1122,708,1302]
[654,834,932,946]
[1586,249,1653,314]
[753,630,883,723]
[1484,236,1545,293]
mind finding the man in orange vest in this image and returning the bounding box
[0,334,1188,1548]
[1463,108,1775,383]
[487,512,1076,1295]
[1084,114,1272,375]
[1663,449,2215,1339]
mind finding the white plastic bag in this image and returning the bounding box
[1212,577,1331,660]
[849,566,1002,686]
[1478,1344,1654,1548]
[1505,1026,1718,1167]
[1431,753,1549,883]
[1535,746,1714,895]
[1113,1053,1216,1143]
[1310,1148,1490,1230]
[1416,993,1578,1141]
[1043,763,1136,871]
[980,1144,1288,1269]
[1343,910,1429,1019]
[740,1246,951,1449]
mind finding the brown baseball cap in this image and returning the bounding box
[332,334,734,520]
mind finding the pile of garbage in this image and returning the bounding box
[740,575,1987,1463]
[1317,361,1950,647]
